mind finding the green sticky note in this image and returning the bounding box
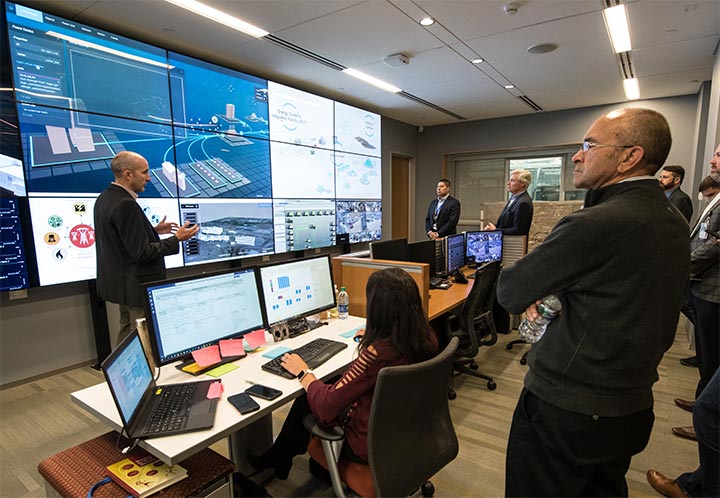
[205,363,239,377]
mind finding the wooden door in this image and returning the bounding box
[391,155,410,239]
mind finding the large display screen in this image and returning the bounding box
[3,1,383,288]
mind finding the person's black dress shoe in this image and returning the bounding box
[247,451,292,480]
[671,426,697,441]
[679,356,699,367]
[646,470,687,497]
[673,398,694,413]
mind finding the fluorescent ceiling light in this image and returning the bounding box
[504,84,515,89]
[471,58,484,64]
[164,0,269,38]
[419,17,435,26]
[342,68,401,93]
[623,78,640,100]
[603,4,632,53]
[46,31,174,69]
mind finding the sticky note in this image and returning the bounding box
[192,345,221,367]
[206,363,239,378]
[262,346,292,359]
[207,381,224,399]
[339,325,366,339]
[219,338,246,358]
[245,329,267,350]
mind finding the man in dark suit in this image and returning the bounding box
[484,169,534,235]
[659,164,693,222]
[425,178,461,239]
[95,151,199,343]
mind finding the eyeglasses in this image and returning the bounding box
[581,141,634,152]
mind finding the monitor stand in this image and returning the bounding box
[288,317,328,338]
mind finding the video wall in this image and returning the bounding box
[1,1,382,289]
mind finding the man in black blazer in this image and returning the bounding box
[425,178,460,239]
[485,169,534,235]
[425,178,461,239]
[659,165,693,222]
[95,151,199,342]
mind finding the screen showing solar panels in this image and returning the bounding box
[3,1,382,287]
[259,255,336,327]
[465,230,503,268]
[143,267,264,366]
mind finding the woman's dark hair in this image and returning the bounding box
[359,267,436,362]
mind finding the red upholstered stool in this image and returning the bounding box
[38,432,235,498]
[307,436,375,498]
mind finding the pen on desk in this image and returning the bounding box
[245,380,256,385]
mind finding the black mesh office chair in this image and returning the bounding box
[506,338,530,365]
[304,337,459,498]
[445,261,500,398]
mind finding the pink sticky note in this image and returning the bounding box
[245,329,267,350]
[207,381,223,399]
[219,339,246,358]
[192,345,221,367]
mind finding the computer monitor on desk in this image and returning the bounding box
[143,267,265,367]
[465,230,503,268]
[408,240,436,276]
[259,255,336,334]
[445,233,466,276]
[369,238,408,261]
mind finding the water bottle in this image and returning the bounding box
[337,286,349,319]
[518,294,562,344]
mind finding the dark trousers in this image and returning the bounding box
[677,367,720,497]
[691,295,719,398]
[493,299,511,334]
[505,389,654,497]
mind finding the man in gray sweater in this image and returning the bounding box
[498,108,690,497]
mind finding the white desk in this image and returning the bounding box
[72,316,365,466]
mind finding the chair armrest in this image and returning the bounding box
[303,414,345,441]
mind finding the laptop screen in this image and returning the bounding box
[104,333,153,426]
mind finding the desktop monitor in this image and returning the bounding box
[258,255,336,327]
[369,238,409,261]
[445,233,466,275]
[143,266,265,366]
[408,239,436,276]
[465,230,503,268]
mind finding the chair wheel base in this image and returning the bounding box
[469,362,479,371]
[487,380,497,390]
[448,388,457,400]
[421,481,435,497]
[519,353,528,365]
[506,343,513,350]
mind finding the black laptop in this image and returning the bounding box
[102,330,219,439]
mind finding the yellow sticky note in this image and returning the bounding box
[205,363,239,378]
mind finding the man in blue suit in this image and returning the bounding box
[425,179,461,240]
[484,169,534,235]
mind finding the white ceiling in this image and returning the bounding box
[15,0,720,127]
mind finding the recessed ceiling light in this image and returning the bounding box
[471,58,484,64]
[419,17,435,26]
[504,84,515,89]
[527,43,557,55]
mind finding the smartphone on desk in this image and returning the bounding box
[228,392,260,415]
[245,384,283,401]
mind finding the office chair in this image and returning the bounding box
[506,338,529,365]
[445,261,500,398]
[304,337,460,498]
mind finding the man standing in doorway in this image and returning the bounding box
[659,164,693,222]
[95,151,199,343]
[425,178,461,240]
[497,108,689,497]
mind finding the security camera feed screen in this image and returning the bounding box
[4,1,383,287]
[336,200,382,243]
[465,230,503,267]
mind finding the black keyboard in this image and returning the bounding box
[146,383,197,434]
[262,338,348,379]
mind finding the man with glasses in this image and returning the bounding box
[497,108,689,497]
[659,165,693,222]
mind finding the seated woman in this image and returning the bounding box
[249,267,439,479]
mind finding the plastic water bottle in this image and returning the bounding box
[337,286,349,319]
[518,294,562,343]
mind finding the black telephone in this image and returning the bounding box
[453,270,469,284]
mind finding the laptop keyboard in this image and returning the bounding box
[146,383,197,434]
[262,338,348,379]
